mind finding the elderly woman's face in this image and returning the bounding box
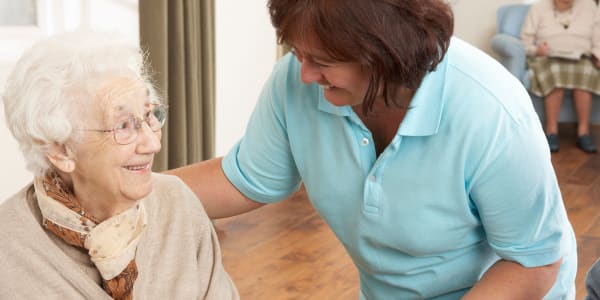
[69,77,161,210]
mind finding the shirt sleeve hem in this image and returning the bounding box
[495,247,564,268]
[221,144,294,204]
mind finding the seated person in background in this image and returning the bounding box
[521,0,600,153]
[0,32,238,300]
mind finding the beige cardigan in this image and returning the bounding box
[0,173,239,300]
[521,0,600,58]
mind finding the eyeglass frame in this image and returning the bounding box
[77,103,168,145]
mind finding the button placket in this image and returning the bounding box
[363,172,380,213]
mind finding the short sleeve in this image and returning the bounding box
[469,118,571,268]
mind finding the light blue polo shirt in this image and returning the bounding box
[222,37,576,299]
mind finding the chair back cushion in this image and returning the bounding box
[497,4,531,37]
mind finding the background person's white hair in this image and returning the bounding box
[1,31,160,176]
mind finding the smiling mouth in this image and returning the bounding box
[320,84,336,90]
[124,163,151,171]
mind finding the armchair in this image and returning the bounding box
[491,4,600,124]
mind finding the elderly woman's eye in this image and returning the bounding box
[147,108,162,125]
[115,118,133,131]
[144,110,154,121]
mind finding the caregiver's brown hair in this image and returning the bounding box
[268,0,454,114]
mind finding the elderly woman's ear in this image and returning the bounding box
[46,143,75,173]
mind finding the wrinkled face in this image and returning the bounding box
[69,77,161,209]
[292,40,372,107]
[554,0,574,11]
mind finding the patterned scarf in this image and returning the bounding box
[33,171,147,300]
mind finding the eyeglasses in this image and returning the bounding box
[80,104,167,145]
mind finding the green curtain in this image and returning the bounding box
[139,0,215,171]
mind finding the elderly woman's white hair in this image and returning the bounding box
[2,31,160,175]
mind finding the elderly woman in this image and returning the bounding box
[521,0,600,153]
[0,32,239,299]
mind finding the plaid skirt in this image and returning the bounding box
[527,56,600,97]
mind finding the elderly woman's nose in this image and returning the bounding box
[137,123,162,153]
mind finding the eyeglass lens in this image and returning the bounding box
[114,105,167,145]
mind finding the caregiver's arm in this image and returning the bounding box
[462,258,562,300]
[166,157,265,219]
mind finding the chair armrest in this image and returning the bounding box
[491,33,526,61]
[491,33,529,87]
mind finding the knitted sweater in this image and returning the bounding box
[0,173,239,299]
[521,0,600,58]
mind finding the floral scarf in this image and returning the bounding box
[33,171,147,300]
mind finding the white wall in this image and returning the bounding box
[0,0,139,201]
[451,0,524,54]
[215,1,276,156]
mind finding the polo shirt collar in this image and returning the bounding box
[397,58,447,137]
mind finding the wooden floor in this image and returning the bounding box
[215,129,600,299]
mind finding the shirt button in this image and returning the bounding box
[361,138,369,146]
[368,175,376,182]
